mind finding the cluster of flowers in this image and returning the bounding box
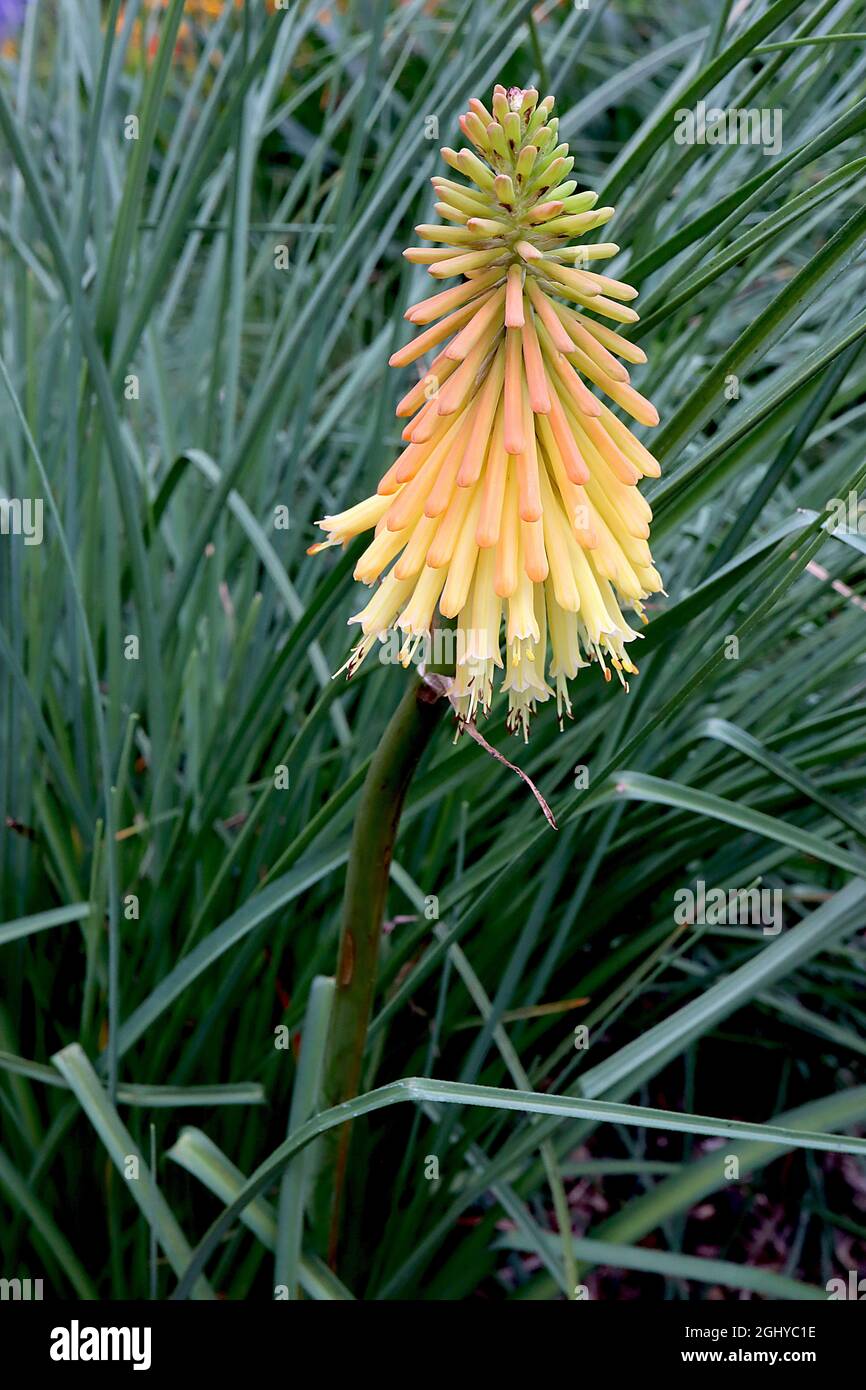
[312,86,664,736]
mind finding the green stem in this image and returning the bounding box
[322,675,444,1261]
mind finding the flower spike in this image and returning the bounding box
[310,85,664,737]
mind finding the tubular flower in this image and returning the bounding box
[311,85,664,736]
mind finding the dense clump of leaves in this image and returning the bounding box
[1,0,866,1300]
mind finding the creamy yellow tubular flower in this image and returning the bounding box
[310,84,664,736]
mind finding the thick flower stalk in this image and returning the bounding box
[312,85,664,736]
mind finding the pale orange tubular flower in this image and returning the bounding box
[310,85,664,737]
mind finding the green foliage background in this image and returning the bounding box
[2,0,866,1300]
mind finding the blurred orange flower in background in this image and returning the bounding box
[123,0,281,69]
